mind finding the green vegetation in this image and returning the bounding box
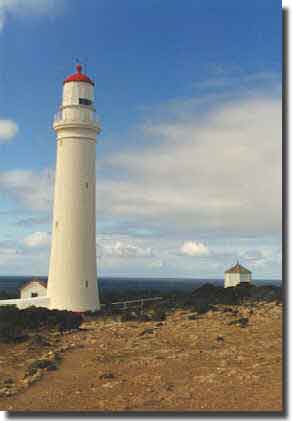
[0,283,282,342]
[0,306,83,343]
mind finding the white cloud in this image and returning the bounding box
[0,246,20,266]
[0,79,281,278]
[16,216,49,226]
[23,231,51,248]
[0,0,64,31]
[238,247,282,272]
[98,93,281,236]
[180,241,209,257]
[1,90,281,240]
[0,239,50,273]
[148,260,164,269]
[98,240,153,259]
[193,72,280,92]
[0,119,18,143]
[0,168,54,211]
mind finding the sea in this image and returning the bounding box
[0,276,282,296]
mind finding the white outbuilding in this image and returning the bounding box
[20,278,47,299]
[224,261,252,288]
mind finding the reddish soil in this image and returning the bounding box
[0,301,283,413]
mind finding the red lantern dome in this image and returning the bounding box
[63,64,94,86]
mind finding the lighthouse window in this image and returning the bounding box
[79,98,92,106]
[31,292,38,298]
[85,281,88,288]
[85,182,89,188]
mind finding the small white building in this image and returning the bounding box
[20,279,47,300]
[0,278,50,309]
[224,262,252,288]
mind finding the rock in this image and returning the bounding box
[29,371,43,384]
[25,365,38,377]
[228,317,249,328]
[2,377,14,387]
[139,314,152,322]
[25,354,61,377]
[221,307,236,313]
[46,362,58,371]
[29,334,50,347]
[58,345,70,352]
[120,311,139,322]
[22,369,43,386]
[249,285,282,302]
[187,283,278,307]
[20,378,30,388]
[99,372,115,380]
[196,303,214,314]
[0,388,8,397]
[0,321,28,344]
[146,307,166,322]
[139,328,155,336]
[188,314,198,320]
[189,284,234,305]
[30,370,43,384]
[101,381,120,388]
[216,335,224,342]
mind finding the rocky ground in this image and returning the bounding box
[0,300,283,413]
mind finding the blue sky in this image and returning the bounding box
[0,0,282,278]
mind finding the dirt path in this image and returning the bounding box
[0,302,283,412]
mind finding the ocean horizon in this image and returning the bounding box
[0,275,282,295]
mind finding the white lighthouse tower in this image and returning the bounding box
[47,64,101,312]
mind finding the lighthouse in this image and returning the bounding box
[47,64,101,312]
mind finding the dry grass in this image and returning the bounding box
[0,301,283,412]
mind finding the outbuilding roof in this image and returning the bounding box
[63,64,94,86]
[224,262,251,274]
[19,278,47,291]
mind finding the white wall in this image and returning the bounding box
[63,81,94,107]
[20,281,47,299]
[224,273,252,288]
[0,297,50,309]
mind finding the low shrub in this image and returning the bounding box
[147,307,166,321]
[0,306,83,343]
[120,310,139,322]
[190,302,212,314]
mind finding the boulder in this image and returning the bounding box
[216,335,224,342]
[249,286,282,302]
[228,317,249,328]
[25,353,60,377]
[99,372,115,380]
[29,334,51,347]
[188,314,198,320]
[139,328,155,336]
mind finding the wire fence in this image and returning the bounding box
[101,296,163,313]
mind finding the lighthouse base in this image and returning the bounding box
[47,299,101,313]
